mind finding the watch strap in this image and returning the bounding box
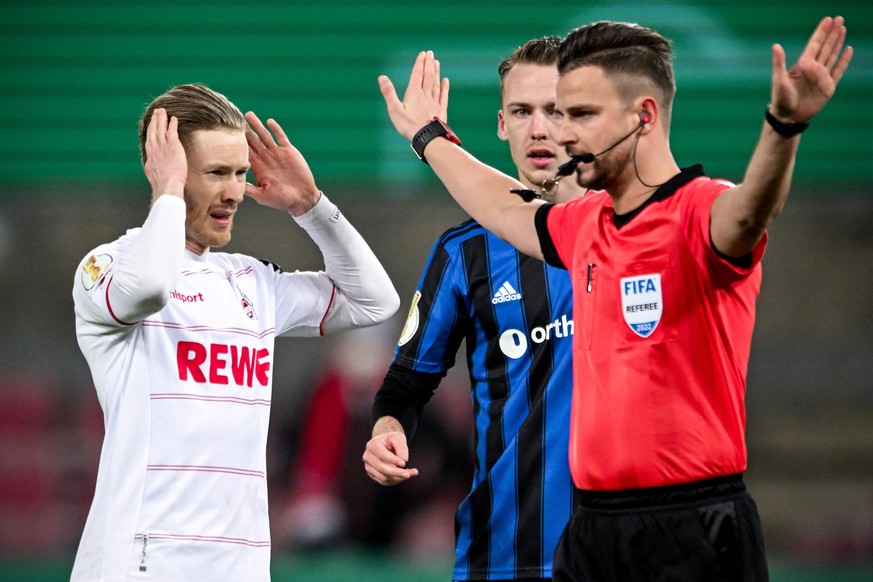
[765,106,809,137]
[410,117,461,164]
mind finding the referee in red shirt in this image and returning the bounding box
[378,16,852,582]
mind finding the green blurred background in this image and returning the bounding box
[1,1,871,580]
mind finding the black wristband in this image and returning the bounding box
[765,107,809,137]
[410,117,461,164]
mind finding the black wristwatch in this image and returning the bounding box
[411,117,461,164]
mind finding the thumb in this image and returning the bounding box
[770,44,787,89]
[378,75,400,110]
[769,43,790,111]
[386,432,411,464]
[244,182,262,200]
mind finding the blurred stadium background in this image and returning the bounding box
[0,1,871,580]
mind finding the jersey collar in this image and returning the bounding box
[612,164,706,229]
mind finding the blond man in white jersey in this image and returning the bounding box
[71,84,399,581]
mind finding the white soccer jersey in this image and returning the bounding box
[71,194,397,581]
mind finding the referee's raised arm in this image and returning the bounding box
[379,51,546,261]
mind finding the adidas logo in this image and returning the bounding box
[491,282,522,304]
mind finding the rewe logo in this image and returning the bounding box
[177,341,270,387]
[492,282,521,304]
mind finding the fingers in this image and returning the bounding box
[245,111,274,153]
[803,16,849,73]
[144,108,181,161]
[421,51,437,96]
[433,56,441,97]
[145,108,159,151]
[819,16,852,84]
[146,108,168,156]
[818,16,845,69]
[267,118,292,148]
[831,45,853,85]
[406,51,426,98]
[802,16,832,63]
[362,434,418,486]
[439,77,450,120]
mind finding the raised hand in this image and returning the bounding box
[770,16,853,123]
[379,50,450,140]
[244,111,321,216]
[143,108,187,203]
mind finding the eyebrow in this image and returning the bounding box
[204,163,251,172]
[505,100,556,109]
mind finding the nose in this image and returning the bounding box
[555,117,575,148]
[224,177,246,204]
[531,111,548,140]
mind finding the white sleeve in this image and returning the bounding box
[104,195,186,324]
[292,194,400,333]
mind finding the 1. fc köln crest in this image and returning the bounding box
[236,285,257,320]
[620,274,663,338]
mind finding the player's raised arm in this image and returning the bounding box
[380,51,546,260]
[710,16,852,258]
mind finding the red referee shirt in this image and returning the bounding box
[536,166,766,491]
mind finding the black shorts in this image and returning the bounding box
[553,474,768,582]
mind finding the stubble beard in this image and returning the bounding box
[578,149,632,192]
[185,210,234,252]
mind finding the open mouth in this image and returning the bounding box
[528,149,555,167]
[209,209,234,227]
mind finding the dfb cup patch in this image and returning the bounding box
[81,254,112,291]
[620,274,663,338]
[398,291,421,346]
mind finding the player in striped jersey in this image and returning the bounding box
[71,84,399,581]
[363,38,586,581]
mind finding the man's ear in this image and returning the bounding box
[497,109,509,142]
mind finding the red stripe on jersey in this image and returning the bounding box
[318,284,337,336]
[105,275,135,326]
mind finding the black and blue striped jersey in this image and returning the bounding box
[376,219,576,580]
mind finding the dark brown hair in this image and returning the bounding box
[558,21,675,125]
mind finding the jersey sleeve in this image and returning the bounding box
[535,203,566,270]
[73,195,186,327]
[371,363,443,437]
[391,235,469,375]
[267,264,338,337]
[685,178,768,278]
[536,194,602,272]
[289,194,400,335]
